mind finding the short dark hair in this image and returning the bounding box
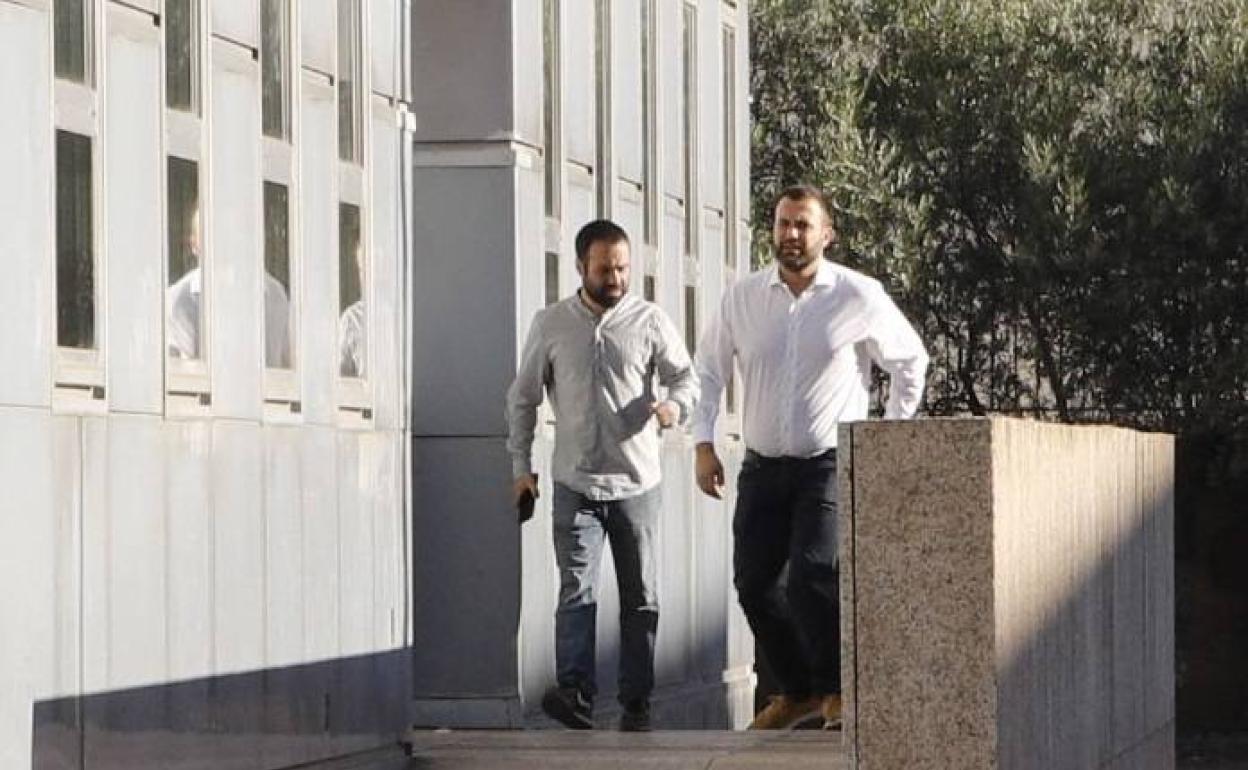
[575,219,630,263]
[776,184,833,222]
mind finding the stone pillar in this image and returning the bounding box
[839,418,1174,770]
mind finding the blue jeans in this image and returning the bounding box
[552,483,660,706]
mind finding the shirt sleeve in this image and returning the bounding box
[505,312,549,478]
[691,291,735,444]
[651,309,699,426]
[862,286,929,419]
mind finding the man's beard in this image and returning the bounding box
[584,281,627,308]
[775,243,819,272]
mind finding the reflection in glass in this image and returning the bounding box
[644,274,655,303]
[166,157,202,359]
[682,3,697,255]
[641,0,655,244]
[722,26,737,269]
[261,0,290,140]
[166,0,198,112]
[264,182,293,369]
[54,0,90,85]
[337,0,362,163]
[56,131,95,350]
[593,0,609,217]
[545,251,559,306]
[542,0,559,217]
[338,203,366,378]
[684,285,697,356]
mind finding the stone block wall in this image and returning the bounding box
[839,418,1174,770]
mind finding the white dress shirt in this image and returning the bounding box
[692,259,928,457]
[166,266,293,366]
[339,300,367,378]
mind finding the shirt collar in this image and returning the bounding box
[572,289,636,321]
[767,258,837,290]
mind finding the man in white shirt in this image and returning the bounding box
[692,185,928,730]
[165,208,292,366]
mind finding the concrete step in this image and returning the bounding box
[397,729,848,769]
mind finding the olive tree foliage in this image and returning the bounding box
[751,0,1248,446]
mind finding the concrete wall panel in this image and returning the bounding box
[697,0,722,211]
[370,433,405,650]
[562,0,595,167]
[659,0,682,197]
[518,433,558,712]
[210,43,263,421]
[0,3,53,408]
[102,416,169,691]
[337,431,375,656]
[370,104,402,430]
[212,0,259,50]
[410,164,517,436]
[614,0,643,185]
[371,0,398,98]
[165,420,215,684]
[410,0,512,142]
[411,437,520,697]
[105,5,164,414]
[213,421,266,675]
[265,425,306,668]
[0,409,56,770]
[299,76,339,425]
[301,426,341,662]
[512,0,542,146]
[301,0,335,76]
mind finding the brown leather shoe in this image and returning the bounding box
[747,694,822,729]
[821,694,842,730]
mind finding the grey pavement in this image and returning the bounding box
[307,730,848,770]
[302,729,1248,769]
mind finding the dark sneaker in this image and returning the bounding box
[541,686,594,730]
[618,700,651,732]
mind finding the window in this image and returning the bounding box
[644,274,656,303]
[54,0,93,85]
[722,25,737,269]
[264,182,294,370]
[682,2,698,256]
[166,0,200,113]
[262,0,297,390]
[55,131,95,351]
[684,285,697,356]
[261,0,292,140]
[594,0,611,218]
[53,0,101,400]
[339,203,366,379]
[337,0,364,164]
[641,0,657,246]
[543,0,561,218]
[545,251,561,306]
[166,157,202,361]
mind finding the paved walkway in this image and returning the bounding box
[311,730,848,770]
[305,729,1248,769]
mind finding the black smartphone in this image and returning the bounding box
[518,474,538,523]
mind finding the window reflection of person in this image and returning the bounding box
[264,272,292,369]
[338,240,366,378]
[167,207,203,359]
[167,208,294,367]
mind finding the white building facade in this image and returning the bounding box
[0,0,750,766]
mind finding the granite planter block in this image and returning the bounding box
[839,418,1174,770]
